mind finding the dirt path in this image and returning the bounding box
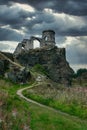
[17,82,47,108]
[17,82,86,122]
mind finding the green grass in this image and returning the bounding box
[23,83,87,119]
[0,79,87,130]
[31,64,48,76]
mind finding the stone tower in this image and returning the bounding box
[41,30,56,47]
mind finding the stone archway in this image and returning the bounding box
[30,36,41,49]
[33,40,40,49]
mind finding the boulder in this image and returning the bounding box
[7,66,31,83]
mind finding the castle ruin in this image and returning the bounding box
[13,29,74,85]
[14,30,56,55]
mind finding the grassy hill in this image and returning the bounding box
[23,82,87,119]
[0,78,87,130]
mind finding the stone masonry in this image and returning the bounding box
[14,30,56,56]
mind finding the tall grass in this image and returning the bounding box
[0,79,31,130]
[23,84,87,119]
[0,79,87,130]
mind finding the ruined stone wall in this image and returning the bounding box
[25,40,33,50]
[14,30,56,56]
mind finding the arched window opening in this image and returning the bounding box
[45,36,48,41]
[33,40,40,49]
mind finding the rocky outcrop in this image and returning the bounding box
[7,66,31,83]
[14,46,74,85]
[0,60,5,76]
[2,52,14,61]
[0,52,31,83]
[0,52,10,76]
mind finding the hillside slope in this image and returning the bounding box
[0,78,87,130]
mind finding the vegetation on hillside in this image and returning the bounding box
[72,68,87,86]
[23,81,87,119]
[0,78,87,130]
[74,68,87,78]
[32,64,48,76]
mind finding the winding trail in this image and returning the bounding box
[17,82,63,112]
[17,82,47,108]
[17,81,86,122]
[17,82,58,109]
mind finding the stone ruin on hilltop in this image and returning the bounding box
[14,30,56,56]
[14,30,74,86]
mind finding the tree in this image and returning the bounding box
[76,68,87,77]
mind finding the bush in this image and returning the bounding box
[76,68,87,77]
[32,64,48,76]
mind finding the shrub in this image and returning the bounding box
[76,68,87,77]
[32,64,48,76]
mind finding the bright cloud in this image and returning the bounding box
[0,41,18,53]
[10,2,35,12]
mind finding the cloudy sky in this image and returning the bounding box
[0,0,87,71]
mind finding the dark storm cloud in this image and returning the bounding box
[0,0,87,42]
[23,11,56,35]
[0,0,87,16]
[0,28,23,41]
[20,0,87,16]
[0,4,35,30]
[54,0,87,16]
[59,27,87,36]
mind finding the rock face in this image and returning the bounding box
[0,52,10,76]
[2,52,14,61]
[0,52,31,83]
[14,46,74,85]
[7,66,31,83]
[0,60,5,76]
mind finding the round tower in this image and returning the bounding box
[42,30,55,46]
